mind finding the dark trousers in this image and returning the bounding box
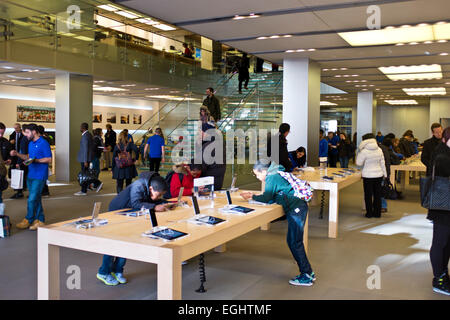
[328,153,338,168]
[363,177,383,217]
[116,178,132,194]
[149,157,161,173]
[80,163,101,193]
[98,255,126,275]
[286,202,312,274]
[238,76,249,92]
[430,222,450,278]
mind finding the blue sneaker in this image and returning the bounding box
[311,271,316,281]
[289,273,314,286]
[111,272,127,284]
[96,273,119,286]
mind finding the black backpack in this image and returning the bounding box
[163,171,184,199]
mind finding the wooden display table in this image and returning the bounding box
[37,192,283,300]
[390,155,426,189]
[293,167,362,239]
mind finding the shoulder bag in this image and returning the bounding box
[420,164,450,211]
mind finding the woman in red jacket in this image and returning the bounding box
[169,164,203,198]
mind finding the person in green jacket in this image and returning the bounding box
[241,161,315,286]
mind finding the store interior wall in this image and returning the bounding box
[376,105,430,142]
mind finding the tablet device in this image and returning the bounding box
[191,195,200,215]
[151,228,187,241]
[196,216,225,225]
[228,206,254,214]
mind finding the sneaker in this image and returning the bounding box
[96,182,103,193]
[29,220,45,231]
[96,273,119,286]
[74,191,87,196]
[433,274,450,296]
[16,218,30,229]
[111,272,127,284]
[289,273,314,286]
[310,271,317,281]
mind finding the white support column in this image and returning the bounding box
[282,58,321,166]
[55,73,93,182]
[356,91,376,146]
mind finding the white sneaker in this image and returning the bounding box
[96,182,103,193]
[74,191,87,196]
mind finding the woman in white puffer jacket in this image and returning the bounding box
[356,133,387,218]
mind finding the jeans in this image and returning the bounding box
[339,156,349,168]
[92,157,100,176]
[98,255,127,275]
[363,177,382,217]
[286,202,312,274]
[381,197,387,209]
[26,178,45,223]
[430,222,450,278]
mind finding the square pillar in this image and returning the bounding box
[356,91,376,146]
[282,58,321,166]
[55,73,93,182]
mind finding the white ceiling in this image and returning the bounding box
[117,0,450,105]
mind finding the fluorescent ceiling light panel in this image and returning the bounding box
[320,101,338,106]
[136,18,157,25]
[338,22,450,46]
[146,95,198,101]
[116,11,140,19]
[378,64,443,81]
[153,24,176,31]
[93,86,128,92]
[384,100,418,105]
[97,4,120,12]
[402,87,446,95]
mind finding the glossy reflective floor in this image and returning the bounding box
[0,171,448,300]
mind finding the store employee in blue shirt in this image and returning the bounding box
[319,129,329,159]
[144,128,165,173]
[11,123,52,231]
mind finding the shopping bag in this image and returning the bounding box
[10,169,24,190]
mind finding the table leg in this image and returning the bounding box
[157,249,181,300]
[214,244,227,253]
[260,223,270,231]
[401,171,406,191]
[390,169,396,186]
[405,170,410,187]
[37,230,60,300]
[328,185,339,239]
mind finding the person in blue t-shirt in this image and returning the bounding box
[376,131,384,144]
[327,131,340,168]
[12,123,52,231]
[319,129,329,160]
[144,128,165,173]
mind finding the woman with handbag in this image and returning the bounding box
[427,126,450,296]
[112,131,139,194]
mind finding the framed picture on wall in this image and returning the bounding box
[133,114,142,125]
[107,113,116,124]
[17,106,55,123]
[120,114,129,124]
[93,112,102,123]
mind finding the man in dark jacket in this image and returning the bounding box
[103,124,116,171]
[75,123,101,196]
[97,172,172,286]
[238,53,250,94]
[399,132,415,158]
[275,123,293,172]
[421,123,443,168]
[10,127,29,199]
[202,87,221,122]
[9,123,25,177]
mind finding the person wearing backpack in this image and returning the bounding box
[164,164,203,199]
[240,161,315,287]
[112,130,139,194]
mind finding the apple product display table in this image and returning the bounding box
[389,155,426,190]
[293,167,362,239]
[37,192,284,300]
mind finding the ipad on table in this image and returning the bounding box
[150,228,188,241]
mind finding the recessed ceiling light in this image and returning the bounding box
[1,66,14,69]
[331,68,338,71]
[153,24,176,31]
[233,15,246,20]
[403,87,446,95]
[396,43,405,46]
[257,36,268,40]
[378,64,443,81]
[116,11,140,19]
[384,99,418,105]
[270,35,280,39]
[283,35,292,38]
[286,50,295,53]
[121,84,136,87]
[424,40,433,44]
[307,48,316,51]
[437,39,448,43]
[439,52,449,56]
[296,49,305,52]
[409,42,419,45]
[418,23,429,27]
[322,68,329,71]
[145,87,160,90]
[340,68,348,70]
[338,22,450,46]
